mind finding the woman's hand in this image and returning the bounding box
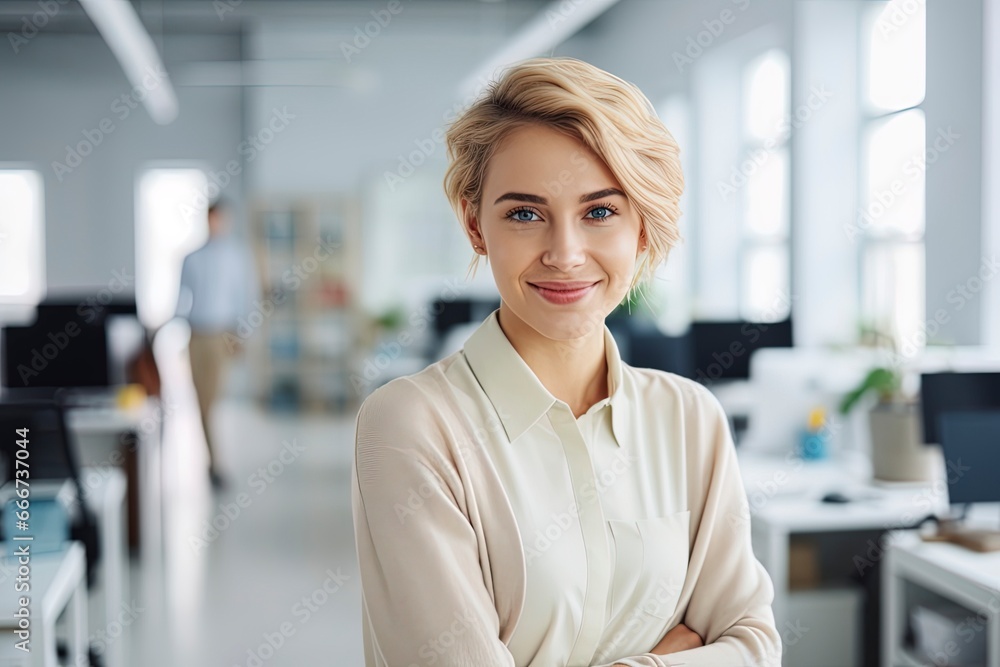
[650,622,704,655]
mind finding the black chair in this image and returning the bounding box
[0,394,101,588]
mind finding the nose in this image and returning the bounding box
[542,219,587,271]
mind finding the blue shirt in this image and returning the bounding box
[176,235,258,333]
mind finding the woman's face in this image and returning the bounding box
[464,123,644,341]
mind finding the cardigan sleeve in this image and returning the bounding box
[646,385,782,667]
[351,379,521,666]
[352,379,727,667]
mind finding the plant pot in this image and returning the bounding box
[868,401,941,482]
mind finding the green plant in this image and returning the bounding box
[838,367,903,415]
[374,306,405,331]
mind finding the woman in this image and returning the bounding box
[351,57,781,667]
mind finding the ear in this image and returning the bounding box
[461,199,484,246]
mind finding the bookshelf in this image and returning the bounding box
[250,195,364,413]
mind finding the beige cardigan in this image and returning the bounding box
[351,310,781,666]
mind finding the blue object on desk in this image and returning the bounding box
[798,428,829,460]
[3,496,70,556]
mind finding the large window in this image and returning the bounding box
[739,49,791,322]
[859,0,926,351]
[655,94,693,334]
[135,168,209,329]
[0,170,45,305]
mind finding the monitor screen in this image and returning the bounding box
[2,320,109,389]
[938,410,1000,505]
[920,372,1000,444]
[625,327,694,378]
[690,318,793,382]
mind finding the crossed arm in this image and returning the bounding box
[351,381,781,667]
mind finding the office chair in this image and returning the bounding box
[0,395,102,588]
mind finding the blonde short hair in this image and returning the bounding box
[443,56,685,299]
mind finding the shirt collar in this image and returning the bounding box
[462,308,629,448]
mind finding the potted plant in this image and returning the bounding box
[839,364,938,483]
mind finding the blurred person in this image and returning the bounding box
[351,57,780,667]
[176,197,258,491]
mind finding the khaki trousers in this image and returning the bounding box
[188,331,233,472]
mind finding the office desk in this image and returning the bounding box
[882,529,1000,667]
[79,466,128,667]
[740,451,948,666]
[67,397,162,559]
[0,542,87,667]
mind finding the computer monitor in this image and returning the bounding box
[0,295,139,391]
[920,372,1000,444]
[625,326,694,378]
[689,318,794,383]
[937,410,1000,505]
[431,298,500,339]
[2,317,110,389]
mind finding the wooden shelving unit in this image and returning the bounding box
[249,195,364,414]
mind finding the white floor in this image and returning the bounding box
[123,329,364,666]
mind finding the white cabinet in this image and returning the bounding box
[882,530,1000,666]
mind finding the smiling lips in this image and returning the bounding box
[528,280,599,305]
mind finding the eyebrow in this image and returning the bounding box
[492,187,626,206]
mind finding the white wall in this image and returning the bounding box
[792,1,861,347]
[0,32,245,294]
[925,0,987,345]
[240,4,538,314]
[985,0,1000,348]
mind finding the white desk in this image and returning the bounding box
[740,451,949,666]
[79,466,128,667]
[67,397,162,560]
[882,529,1000,667]
[0,542,87,667]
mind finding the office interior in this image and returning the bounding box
[0,0,999,665]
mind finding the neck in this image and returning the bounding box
[497,303,608,419]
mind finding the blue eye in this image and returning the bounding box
[505,208,541,223]
[587,206,614,220]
